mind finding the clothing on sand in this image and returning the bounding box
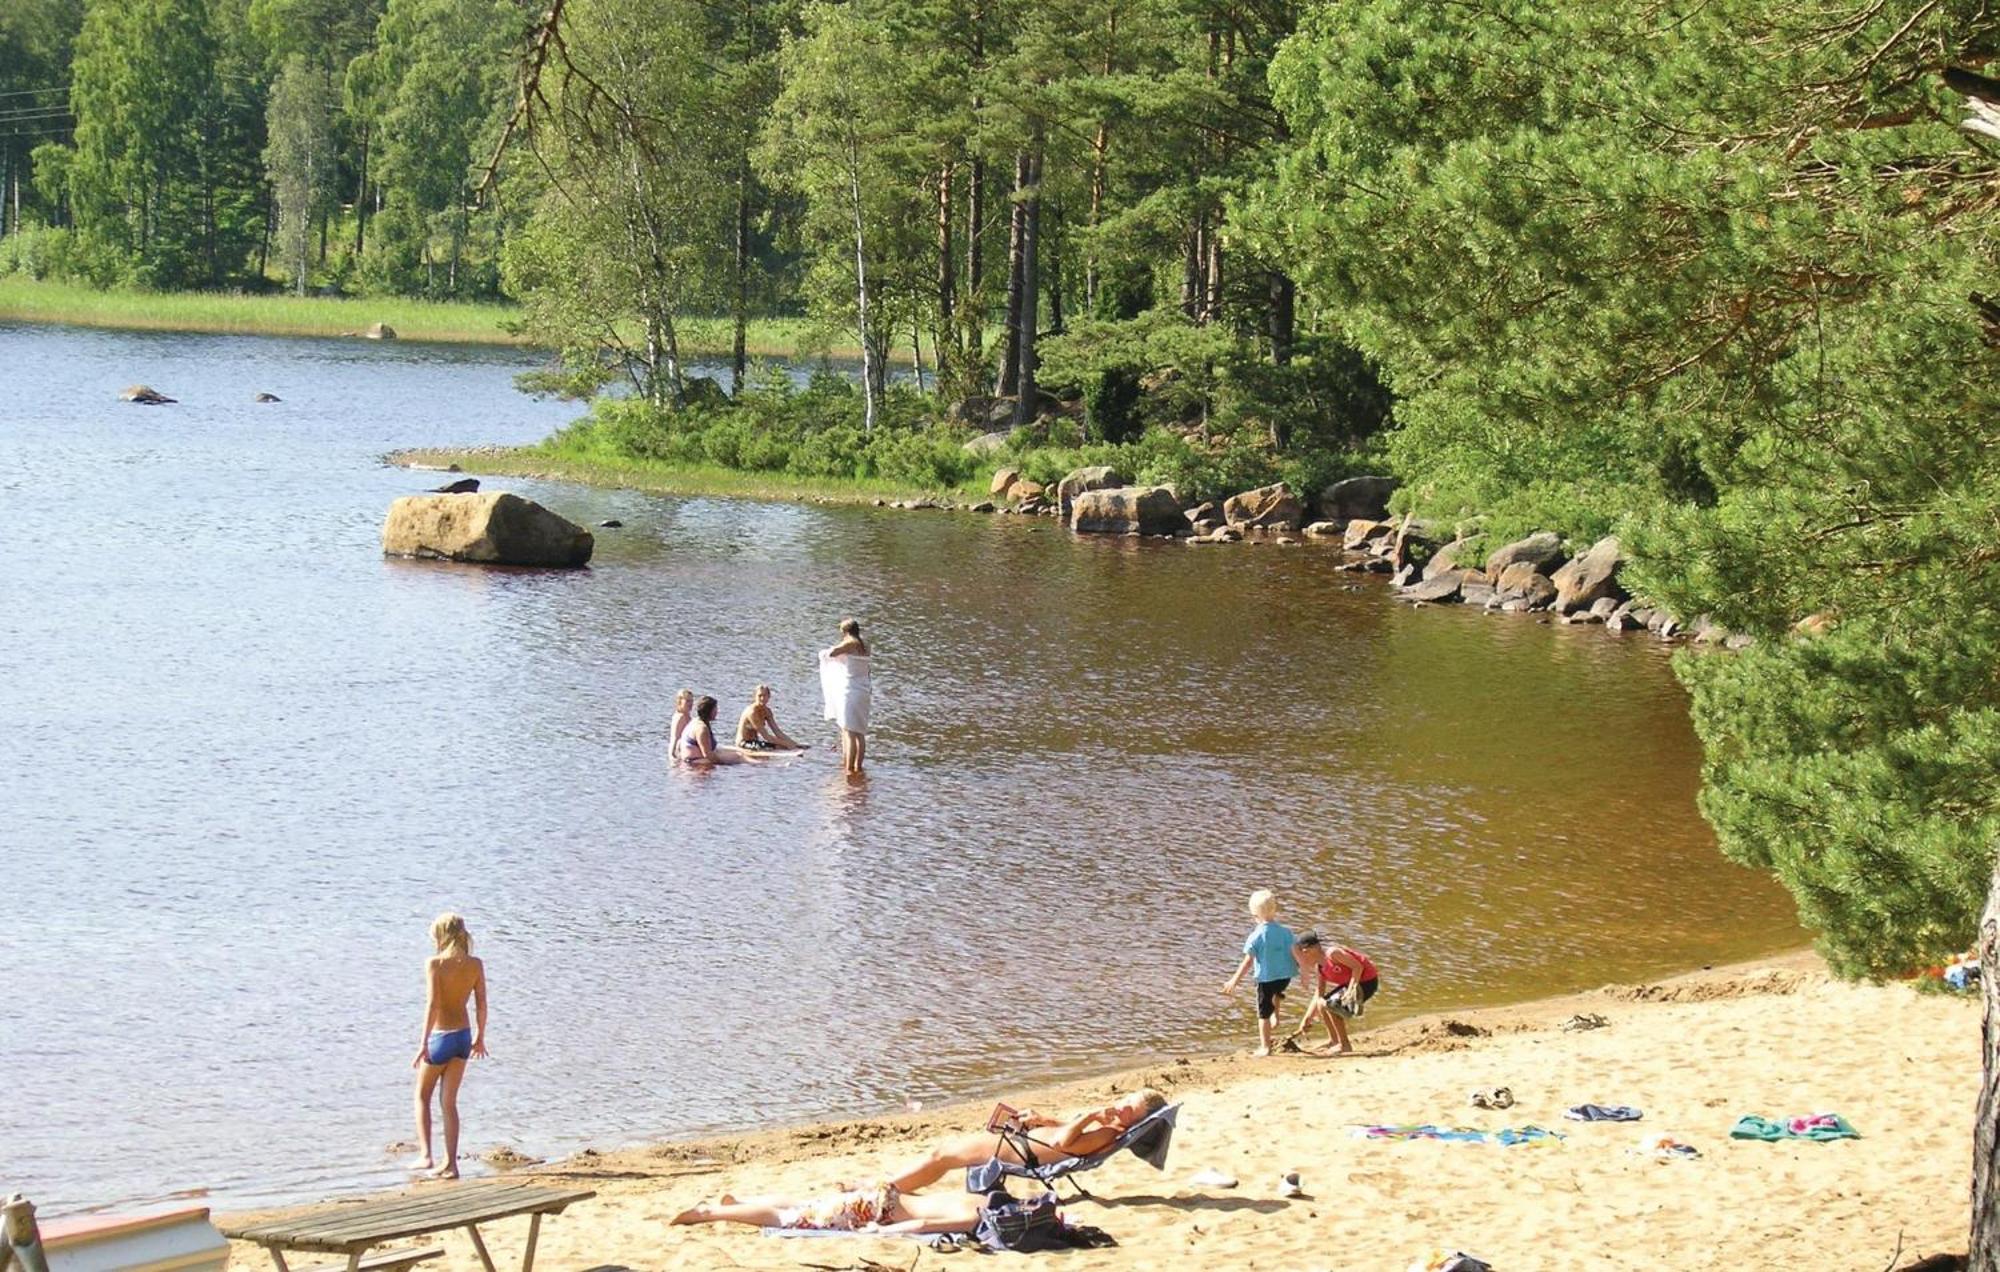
[819,651,871,733]
[1564,1104,1642,1123]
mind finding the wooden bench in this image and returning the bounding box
[293,1246,444,1272]
[221,1183,595,1272]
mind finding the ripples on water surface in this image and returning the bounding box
[0,321,1803,1213]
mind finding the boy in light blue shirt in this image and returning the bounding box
[1221,888,1298,1055]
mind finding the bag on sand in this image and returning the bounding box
[973,1191,1116,1252]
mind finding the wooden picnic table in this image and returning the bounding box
[219,1182,595,1272]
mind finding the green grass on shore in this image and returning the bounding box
[0,276,872,358]
[392,444,983,506]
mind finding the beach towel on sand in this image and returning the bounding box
[1730,1113,1859,1142]
[818,650,871,732]
[1356,1124,1562,1146]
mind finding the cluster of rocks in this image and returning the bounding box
[962,465,1408,546]
[1372,524,1752,646]
[119,385,285,404]
[955,456,1752,647]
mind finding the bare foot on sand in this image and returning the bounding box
[1253,1045,1271,1057]
[717,1194,737,1205]
[414,1157,435,1173]
[431,1163,459,1180]
[669,1205,709,1225]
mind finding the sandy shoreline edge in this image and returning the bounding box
[224,946,1979,1270]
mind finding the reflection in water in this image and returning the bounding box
[0,322,1803,1215]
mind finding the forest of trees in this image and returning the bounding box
[7,0,2000,1256]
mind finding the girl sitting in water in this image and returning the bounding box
[668,688,694,763]
[413,912,488,1179]
[678,696,744,766]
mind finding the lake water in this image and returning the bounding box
[0,321,1804,1215]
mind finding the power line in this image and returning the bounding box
[0,109,71,123]
[0,84,69,100]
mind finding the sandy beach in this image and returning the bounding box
[219,951,1979,1270]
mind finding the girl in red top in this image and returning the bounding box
[1292,931,1380,1055]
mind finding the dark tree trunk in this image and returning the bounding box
[965,156,984,359]
[1269,271,1295,365]
[936,161,954,385]
[1085,13,1114,311]
[1973,855,2000,1269]
[1010,143,1042,430]
[732,157,751,395]
[995,150,1027,398]
[257,193,272,279]
[1182,218,1201,318]
[1046,201,1064,336]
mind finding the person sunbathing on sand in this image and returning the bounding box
[865,1089,1168,1193]
[670,1182,989,1235]
[735,684,804,751]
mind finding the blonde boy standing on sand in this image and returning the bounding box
[1222,889,1297,1056]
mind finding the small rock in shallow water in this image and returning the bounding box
[120,384,175,404]
[599,519,623,528]
[428,477,480,494]
[254,392,282,403]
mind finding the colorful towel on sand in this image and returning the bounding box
[1355,1124,1563,1146]
[1730,1113,1860,1142]
[1565,1103,1643,1122]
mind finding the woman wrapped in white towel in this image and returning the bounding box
[819,617,871,775]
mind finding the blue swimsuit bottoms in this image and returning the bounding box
[426,1028,474,1065]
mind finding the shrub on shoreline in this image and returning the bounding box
[542,368,1391,505]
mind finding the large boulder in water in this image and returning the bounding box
[1056,465,1127,519]
[1222,481,1304,531]
[382,491,594,567]
[120,384,175,404]
[1071,485,1184,535]
[363,322,397,340]
[1318,474,1397,523]
[1550,535,1626,614]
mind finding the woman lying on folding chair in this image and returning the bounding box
[862,1088,1169,1193]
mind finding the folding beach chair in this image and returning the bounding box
[965,1104,1180,1199]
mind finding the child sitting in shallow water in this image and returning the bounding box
[1221,889,1297,1056]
